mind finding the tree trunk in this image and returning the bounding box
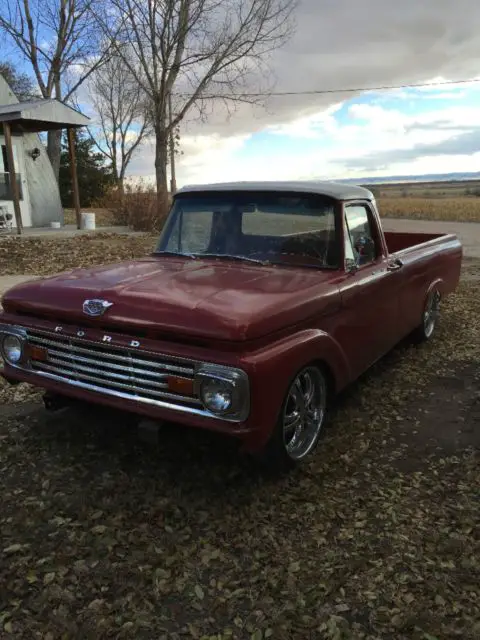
[155,126,170,226]
[47,129,62,182]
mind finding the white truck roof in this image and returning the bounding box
[176,180,375,201]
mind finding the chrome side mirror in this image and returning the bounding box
[346,259,358,274]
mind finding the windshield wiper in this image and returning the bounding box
[193,253,270,265]
[154,250,197,259]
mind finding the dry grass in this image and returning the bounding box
[370,179,480,199]
[377,197,480,222]
[63,208,119,227]
[0,233,157,277]
[64,186,166,232]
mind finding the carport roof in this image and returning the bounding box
[0,99,89,132]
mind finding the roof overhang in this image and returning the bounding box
[0,98,89,133]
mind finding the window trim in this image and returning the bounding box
[0,144,24,202]
[0,172,24,202]
[342,200,385,271]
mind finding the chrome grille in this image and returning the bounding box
[26,329,201,409]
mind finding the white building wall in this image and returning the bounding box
[22,133,63,227]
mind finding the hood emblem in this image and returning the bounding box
[83,299,113,317]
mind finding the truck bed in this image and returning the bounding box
[384,231,451,254]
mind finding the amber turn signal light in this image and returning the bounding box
[167,376,194,396]
[25,344,48,362]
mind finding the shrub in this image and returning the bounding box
[93,181,170,232]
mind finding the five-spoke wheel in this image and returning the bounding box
[414,288,441,342]
[282,366,327,461]
[260,365,328,471]
[423,289,440,338]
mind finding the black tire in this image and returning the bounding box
[257,364,328,473]
[412,288,441,343]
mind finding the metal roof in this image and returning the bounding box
[176,180,375,201]
[0,99,89,132]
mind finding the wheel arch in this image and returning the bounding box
[241,329,349,453]
[305,357,337,403]
[425,277,444,300]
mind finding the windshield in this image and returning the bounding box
[155,191,339,269]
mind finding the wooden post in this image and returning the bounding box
[67,127,81,229]
[3,121,23,235]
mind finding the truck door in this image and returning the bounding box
[335,202,403,378]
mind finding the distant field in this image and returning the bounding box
[368,179,480,199]
[377,196,480,222]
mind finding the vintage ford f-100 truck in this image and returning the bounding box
[0,181,462,469]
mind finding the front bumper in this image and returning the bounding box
[0,321,252,433]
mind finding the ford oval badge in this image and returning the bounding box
[82,299,113,317]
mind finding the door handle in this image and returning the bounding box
[387,258,404,271]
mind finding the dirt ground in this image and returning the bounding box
[0,256,478,638]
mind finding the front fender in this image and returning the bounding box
[241,329,351,452]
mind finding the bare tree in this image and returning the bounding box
[94,0,297,220]
[0,0,111,180]
[0,60,39,100]
[87,54,151,192]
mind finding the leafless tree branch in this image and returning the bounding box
[86,53,152,188]
[91,0,297,220]
[0,0,113,179]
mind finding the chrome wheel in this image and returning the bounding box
[282,366,326,461]
[423,290,440,338]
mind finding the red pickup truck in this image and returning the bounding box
[0,181,462,469]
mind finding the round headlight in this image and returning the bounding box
[2,335,23,364]
[201,379,233,414]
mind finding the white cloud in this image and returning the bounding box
[127,95,480,186]
[421,91,467,100]
[178,134,252,184]
[266,103,343,139]
[347,104,405,134]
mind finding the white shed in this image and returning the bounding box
[0,75,89,232]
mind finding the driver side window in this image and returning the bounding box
[344,205,376,267]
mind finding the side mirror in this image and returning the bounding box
[346,259,358,274]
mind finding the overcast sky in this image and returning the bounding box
[6,0,479,186]
[124,0,480,186]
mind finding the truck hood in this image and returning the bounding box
[2,257,340,341]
